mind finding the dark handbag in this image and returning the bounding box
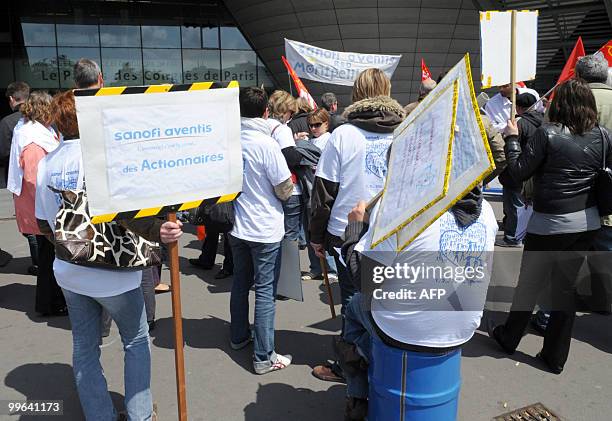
[595,126,612,216]
[189,201,235,233]
[51,187,162,270]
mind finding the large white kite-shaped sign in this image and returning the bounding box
[75,82,242,223]
[371,81,459,248]
[370,54,495,251]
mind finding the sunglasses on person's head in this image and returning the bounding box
[309,122,323,128]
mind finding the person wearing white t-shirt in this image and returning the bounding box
[309,68,406,383]
[338,188,498,419]
[484,83,544,132]
[35,90,183,421]
[229,87,294,374]
[266,90,305,247]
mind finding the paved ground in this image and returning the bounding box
[0,188,610,421]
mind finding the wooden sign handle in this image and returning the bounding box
[320,255,337,319]
[167,212,188,421]
[510,10,518,124]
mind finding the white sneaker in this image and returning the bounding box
[254,354,292,374]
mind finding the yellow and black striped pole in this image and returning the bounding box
[75,81,240,421]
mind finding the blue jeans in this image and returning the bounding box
[62,288,152,421]
[502,187,524,244]
[307,245,338,276]
[330,249,358,318]
[343,293,374,399]
[229,235,282,370]
[283,195,302,241]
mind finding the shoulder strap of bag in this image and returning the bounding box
[599,125,609,169]
[271,123,282,137]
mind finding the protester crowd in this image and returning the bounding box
[0,52,610,421]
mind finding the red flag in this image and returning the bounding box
[421,58,432,81]
[556,37,586,85]
[281,56,317,109]
[596,40,612,66]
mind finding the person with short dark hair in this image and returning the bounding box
[1,82,30,186]
[0,81,30,266]
[229,87,294,374]
[496,92,544,247]
[489,78,611,374]
[320,92,345,132]
[73,58,104,89]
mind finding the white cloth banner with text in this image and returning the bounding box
[284,39,401,86]
[75,87,242,218]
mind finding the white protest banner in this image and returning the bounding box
[392,54,495,251]
[284,38,401,86]
[480,10,538,88]
[371,81,459,248]
[75,82,242,222]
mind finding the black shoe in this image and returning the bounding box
[344,397,368,421]
[214,268,233,279]
[0,249,12,267]
[188,258,213,270]
[536,352,563,374]
[27,265,38,276]
[487,323,515,355]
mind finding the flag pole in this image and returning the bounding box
[167,212,188,421]
[510,10,518,124]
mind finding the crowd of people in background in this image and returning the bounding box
[0,52,610,421]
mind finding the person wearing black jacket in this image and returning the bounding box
[496,92,544,247]
[489,78,612,374]
[287,97,314,138]
[0,82,30,267]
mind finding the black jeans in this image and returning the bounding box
[34,235,65,314]
[23,233,38,266]
[198,231,233,272]
[497,230,597,369]
[585,225,612,312]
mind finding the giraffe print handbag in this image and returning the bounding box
[50,187,162,270]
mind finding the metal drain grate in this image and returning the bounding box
[493,402,560,421]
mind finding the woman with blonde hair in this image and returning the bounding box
[267,90,306,245]
[309,68,405,413]
[7,90,63,315]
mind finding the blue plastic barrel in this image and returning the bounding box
[368,336,462,421]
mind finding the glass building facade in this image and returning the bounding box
[0,0,277,96]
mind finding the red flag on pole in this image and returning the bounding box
[281,56,317,109]
[421,58,432,81]
[596,40,612,66]
[556,37,586,85]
